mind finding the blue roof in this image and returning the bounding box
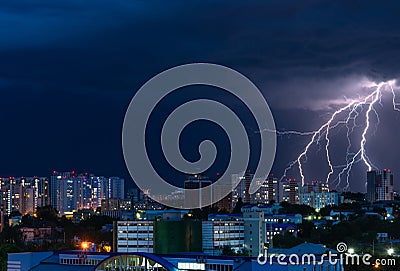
[31,264,93,271]
[285,243,336,255]
[264,213,298,217]
[208,213,243,220]
[95,252,179,271]
[157,252,248,262]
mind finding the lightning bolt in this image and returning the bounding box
[390,83,400,112]
[263,80,399,190]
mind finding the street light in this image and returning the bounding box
[81,242,89,250]
[348,248,355,254]
[387,248,394,256]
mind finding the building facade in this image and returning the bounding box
[184,175,212,208]
[116,219,202,254]
[367,169,394,202]
[0,177,49,215]
[116,220,154,253]
[281,178,299,204]
[232,173,288,207]
[50,171,125,215]
[242,208,266,257]
[299,181,340,211]
[202,214,244,255]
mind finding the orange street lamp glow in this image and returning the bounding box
[81,242,89,250]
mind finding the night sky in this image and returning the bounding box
[2,1,400,193]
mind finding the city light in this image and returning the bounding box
[81,242,89,250]
[103,245,111,253]
[348,248,355,254]
[387,248,394,256]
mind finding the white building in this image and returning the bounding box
[116,221,154,253]
[202,214,244,255]
[242,208,266,257]
[298,181,340,211]
[299,191,340,211]
[203,211,267,257]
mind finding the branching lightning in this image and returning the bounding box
[263,80,400,190]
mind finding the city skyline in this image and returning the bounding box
[0,167,397,197]
[2,2,400,271]
[2,1,400,193]
[0,168,394,218]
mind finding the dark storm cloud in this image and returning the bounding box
[1,0,400,191]
[2,0,400,109]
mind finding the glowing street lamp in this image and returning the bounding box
[81,242,89,250]
[348,248,355,254]
[387,248,394,256]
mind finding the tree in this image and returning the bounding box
[9,210,22,218]
[221,245,249,257]
[36,205,58,222]
[221,245,236,256]
[0,244,22,271]
[279,202,316,216]
[298,221,315,239]
[319,205,332,217]
[190,206,219,220]
[236,248,249,257]
[273,234,302,248]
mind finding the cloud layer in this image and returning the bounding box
[1,0,400,191]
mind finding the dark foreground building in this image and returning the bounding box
[8,243,343,271]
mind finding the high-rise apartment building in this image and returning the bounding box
[299,181,339,211]
[281,178,299,204]
[266,175,281,203]
[367,169,394,202]
[184,175,212,208]
[50,171,125,215]
[232,173,283,206]
[0,177,49,215]
[242,208,266,257]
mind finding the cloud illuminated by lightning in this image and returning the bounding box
[263,80,399,190]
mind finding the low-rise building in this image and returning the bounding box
[115,219,202,254]
[20,227,61,243]
[241,204,282,215]
[116,221,154,253]
[203,214,244,255]
[264,213,302,224]
[7,244,344,271]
